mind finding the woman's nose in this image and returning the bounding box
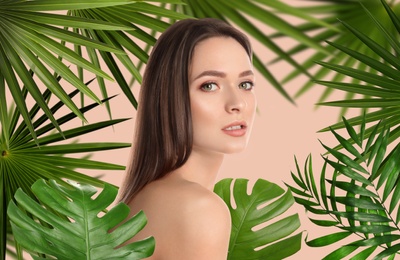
[225,88,246,113]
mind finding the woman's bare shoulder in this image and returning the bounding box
[136,178,231,230]
[128,179,231,259]
[131,177,228,215]
[170,180,231,228]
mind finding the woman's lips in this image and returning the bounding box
[222,122,247,137]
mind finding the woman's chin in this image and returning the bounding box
[221,143,248,154]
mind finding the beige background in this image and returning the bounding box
[68,22,346,260]
[79,36,346,259]
[5,4,359,259]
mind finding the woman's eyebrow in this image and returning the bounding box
[193,70,254,80]
[194,70,226,80]
[239,70,254,77]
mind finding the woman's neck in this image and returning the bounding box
[171,147,224,190]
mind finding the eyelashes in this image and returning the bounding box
[200,82,218,92]
[200,81,255,92]
[239,81,254,90]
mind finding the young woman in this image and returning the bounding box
[119,18,256,259]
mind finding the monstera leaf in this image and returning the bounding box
[1,82,131,259]
[7,179,155,260]
[214,178,302,260]
[289,117,400,259]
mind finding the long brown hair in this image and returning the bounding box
[119,18,252,203]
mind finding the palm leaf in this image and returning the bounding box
[271,0,400,109]
[7,179,155,259]
[214,178,302,260]
[289,117,400,259]
[165,0,339,103]
[0,0,186,136]
[68,1,189,110]
[0,0,136,136]
[0,85,131,259]
[317,0,400,146]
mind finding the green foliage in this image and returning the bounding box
[289,117,400,259]
[0,86,130,259]
[68,1,189,111]
[0,0,125,134]
[7,179,155,259]
[0,0,185,134]
[166,0,338,103]
[273,0,400,107]
[214,178,302,260]
[316,1,400,146]
[4,0,400,259]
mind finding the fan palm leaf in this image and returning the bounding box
[68,1,189,111]
[214,178,302,259]
[8,179,154,259]
[0,0,186,139]
[272,0,400,109]
[1,85,131,259]
[289,117,400,259]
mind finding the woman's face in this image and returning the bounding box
[189,36,256,155]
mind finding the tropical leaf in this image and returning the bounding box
[0,0,186,135]
[289,117,400,259]
[68,1,188,111]
[0,0,129,135]
[7,179,155,259]
[214,178,302,260]
[0,85,131,259]
[271,0,400,109]
[316,0,400,147]
[165,0,339,103]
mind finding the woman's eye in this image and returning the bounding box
[239,81,254,90]
[201,82,218,92]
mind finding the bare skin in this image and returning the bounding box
[125,36,256,259]
[127,165,230,259]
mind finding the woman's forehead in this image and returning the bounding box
[189,37,253,81]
